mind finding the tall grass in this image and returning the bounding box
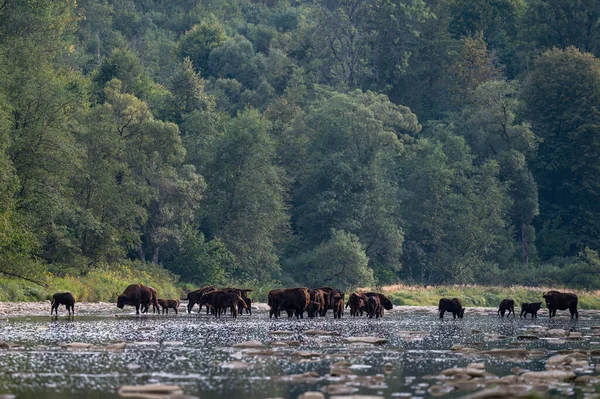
[0,264,181,302]
[380,284,600,309]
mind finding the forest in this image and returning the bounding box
[1,0,600,294]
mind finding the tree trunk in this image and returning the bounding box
[152,246,159,264]
[137,244,145,263]
[521,222,529,265]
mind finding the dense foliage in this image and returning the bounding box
[1,0,600,289]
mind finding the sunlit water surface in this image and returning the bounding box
[0,306,598,398]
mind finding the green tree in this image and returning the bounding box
[201,108,288,281]
[521,0,600,56]
[165,226,235,285]
[455,80,539,264]
[290,89,420,282]
[294,229,374,290]
[178,20,227,76]
[523,47,600,258]
[400,126,511,284]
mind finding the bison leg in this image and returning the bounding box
[439,310,445,319]
[135,304,140,315]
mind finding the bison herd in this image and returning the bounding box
[49,286,581,321]
[437,290,580,319]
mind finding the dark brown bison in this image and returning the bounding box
[317,286,335,316]
[268,288,310,319]
[243,297,252,315]
[328,290,345,319]
[438,298,465,319]
[363,292,393,315]
[142,286,160,314]
[543,290,579,319]
[307,301,322,318]
[498,299,515,318]
[346,292,368,317]
[51,292,75,316]
[367,295,383,319]
[198,290,224,315]
[222,288,253,315]
[214,291,247,318]
[117,284,159,315]
[186,286,217,314]
[309,289,326,317]
[157,299,179,315]
[520,302,542,318]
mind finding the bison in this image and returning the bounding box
[243,297,252,315]
[186,285,217,314]
[198,290,224,315]
[498,299,515,318]
[346,292,368,317]
[438,298,465,319]
[317,286,335,316]
[117,284,159,315]
[520,302,542,318]
[543,290,579,319]
[364,292,393,315]
[51,292,75,316]
[157,299,179,315]
[307,301,322,318]
[268,288,310,319]
[309,289,326,317]
[328,289,345,319]
[142,286,160,314]
[222,288,253,315]
[367,295,383,319]
[214,292,247,318]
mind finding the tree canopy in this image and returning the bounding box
[1,0,600,289]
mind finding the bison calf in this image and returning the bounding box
[51,292,75,316]
[158,299,179,315]
[438,298,464,319]
[543,290,579,319]
[520,302,542,318]
[498,299,515,318]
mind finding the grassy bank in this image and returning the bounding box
[381,284,600,309]
[0,265,181,302]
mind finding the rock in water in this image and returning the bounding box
[118,384,183,396]
[342,337,388,345]
[232,340,263,348]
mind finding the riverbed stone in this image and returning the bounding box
[291,351,321,358]
[62,342,94,349]
[342,337,388,345]
[323,385,359,395]
[427,385,455,396]
[232,340,263,348]
[298,392,325,399]
[304,330,340,336]
[118,384,183,395]
[329,396,384,399]
[220,361,250,370]
[274,371,320,384]
[521,370,576,383]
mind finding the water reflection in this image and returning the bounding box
[0,308,597,398]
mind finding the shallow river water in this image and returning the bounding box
[0,305,599,398]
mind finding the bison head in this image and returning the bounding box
[380,295,393,310]
[116,295,125,309]
[459,307,465,319]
